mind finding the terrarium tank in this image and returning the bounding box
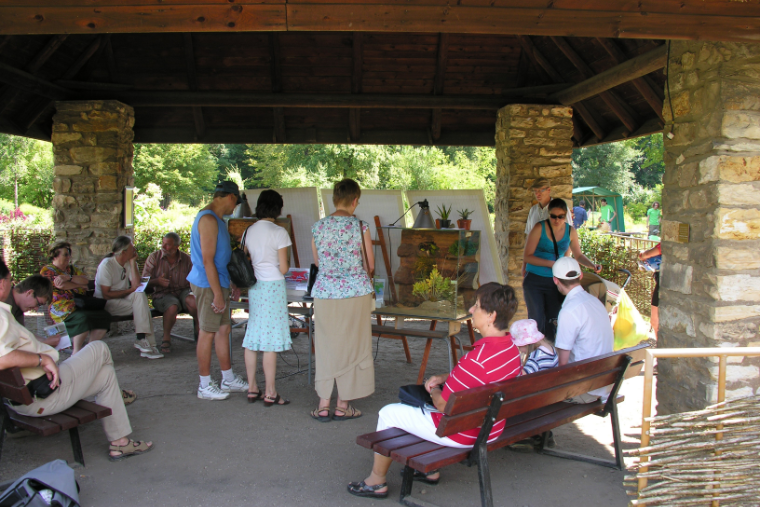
[374,226,481,320]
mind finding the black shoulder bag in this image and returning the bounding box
[398,384,433,414]
[69,266,107,311]
[227,227,257,288]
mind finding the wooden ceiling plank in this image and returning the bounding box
[104,35,119,83]
[514,48,529,89]
[550,35,638,134]
[0,62,71,101]
[350,31,363,141]
[183,33,206,140]
[572,101,605,141]
[596,37,664,122]
[0,35,12,54]
[431,32,449,142]
[19,36,104,133]
[269,33,285,142]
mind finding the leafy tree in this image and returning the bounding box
[0,134,54,208]
[572,140,639,197]
[133,144,218,205]
[630,134,664,188]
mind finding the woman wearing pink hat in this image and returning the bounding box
[510,319,558,375]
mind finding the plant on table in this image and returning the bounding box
[435,204,452,228]
[456,208,474,230]
[412,267,455,303]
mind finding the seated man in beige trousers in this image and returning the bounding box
[94,236,163,359]
[0,258,153,461]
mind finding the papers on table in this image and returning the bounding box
[44,322,72,351]
[285,268,309,292]
[134,276,150,293]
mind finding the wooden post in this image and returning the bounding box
[287,214,300,268]
[373,216,397,303]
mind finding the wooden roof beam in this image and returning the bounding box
[19,35,104,133]
[269,33,285,143]
[0,61,72,101]
[0,35,12,54]
[183,33,206,140]
[596,38,664,122]
[517,35,608,142]
[349,31,363,142]
[549,45,667,106]
[431,32,449,142]
[550,36,639,135]
[0,34,67,114]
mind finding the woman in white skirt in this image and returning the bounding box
[242,190,292,406]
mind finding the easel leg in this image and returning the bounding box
[467,319,476,346]
[416,339,433,384]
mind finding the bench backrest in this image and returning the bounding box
[0,367,33,405]
[436,344,648,438]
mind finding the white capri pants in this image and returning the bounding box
[377,403,471,449]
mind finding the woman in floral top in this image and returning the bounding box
[310,178,375,422]
[40,241,112,354]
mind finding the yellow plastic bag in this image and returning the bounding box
[612,288,649,350]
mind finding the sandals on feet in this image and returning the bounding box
[333,405,362,421]
[310,407,331,422]
[263,394,290,407]
[121,389,137,406]
[347,481,388,499]
[108,439,154,462]
[247,391,263,404]
[160,341,171,354]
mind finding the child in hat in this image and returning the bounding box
[510,319,559,375]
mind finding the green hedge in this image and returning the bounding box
[0,224,55,280]
[133,226,192,263]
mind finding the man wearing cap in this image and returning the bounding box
[188,181,249,400]
[522,179,552,277]
[552,257,613,403]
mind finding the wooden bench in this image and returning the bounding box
[356,344,648,507]
[0,367,112,467]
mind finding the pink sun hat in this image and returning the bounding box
[509,319,545,347]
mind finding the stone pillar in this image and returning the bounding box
[51,101,135,276]
[658,41,760,414]
[494,104,574,319]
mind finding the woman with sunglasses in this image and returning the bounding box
[40,242,112,354]
[522,198,601,341]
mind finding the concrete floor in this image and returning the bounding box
[1,313,654,507]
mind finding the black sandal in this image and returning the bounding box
[263,394,290,407]
[160,341,171,353]
[247,391,263,404]
[347,481,388,499]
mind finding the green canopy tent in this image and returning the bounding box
[572,186,625,233]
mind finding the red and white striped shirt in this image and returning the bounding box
[431,334,521,446]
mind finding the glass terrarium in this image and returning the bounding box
[373,226,481,320]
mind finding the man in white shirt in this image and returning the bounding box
[95,236,162,359]
[522,178,552,277]
[0,258,153,461]
[552,257,614,403]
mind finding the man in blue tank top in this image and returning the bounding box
[188,181,249,400]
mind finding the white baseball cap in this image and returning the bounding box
[552,257,582,280]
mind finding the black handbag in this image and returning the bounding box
[304,263,318,299]
[73,296,106,311]
[398,384,433,413]
[227,227,257,288]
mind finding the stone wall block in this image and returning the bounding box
[718,182,760,206]
[661,263,693,294]
[54,165,83,176]
[717,208,760,239]
[549,107,573,117]
[90,163,118,176]
[715,244,760,270]
[52,177,71,193]
[71,181,94,194]
[714,274,760,302]
[69,147,116,165]
[722,111,760,140]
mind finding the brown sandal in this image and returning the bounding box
[121,389,137,406]
[310,406,331,422]
[263,394,290,407]
[333,405,362,421]
[108,439,154,461]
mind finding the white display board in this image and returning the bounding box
[244,187,321,268]
[320,188,406,281]
[405,189,504,285]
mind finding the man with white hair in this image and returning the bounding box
[552,257,613,403]
[142,232,196,354]
[95,236,163,359]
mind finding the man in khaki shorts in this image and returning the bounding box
[187,181,248,400]
[143,232,197,354]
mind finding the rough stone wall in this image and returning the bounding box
[659,41,760,414]
[493,104,574,319]
[51,101,135,277]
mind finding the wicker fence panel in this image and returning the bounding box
[1,228,55,281]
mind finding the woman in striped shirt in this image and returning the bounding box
[348,283,522,499]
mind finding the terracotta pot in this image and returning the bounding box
[435,218,441,229]
[457,219,472,230]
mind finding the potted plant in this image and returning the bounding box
[435,204,452,229]
[457,208,474,230]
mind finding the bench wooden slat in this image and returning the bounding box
[73,400,112,419]
[356,427,408,449]
[371,325,449,340]
[41,413,79,431]
[444,344,647,416]
[373,434,426,457]
[409,446,470,474]
[59,406,98,424]
[6,409,63,436]
[391,440,447,464]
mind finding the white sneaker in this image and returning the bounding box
[197,381,230,401]
[220,374,249,393]
[134,339,153,353]
[140,347,164,359]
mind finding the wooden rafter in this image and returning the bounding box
[515,48,529,89]
[104,35,119,83]
[550,36,639,135]
[19,35,104,133]
[269,33,285,143]
[430,32,449,142]
[596,38,664,122]
[0,34,67,114]
[0,62,71,101]
[0,35,12,54]
[517,35,607,141]
[183,33,206,140]
[349,31,362,142]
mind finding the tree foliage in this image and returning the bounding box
[0,134,54,207]
[133,143,218,205]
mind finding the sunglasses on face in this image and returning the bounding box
[550,214,566,220]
